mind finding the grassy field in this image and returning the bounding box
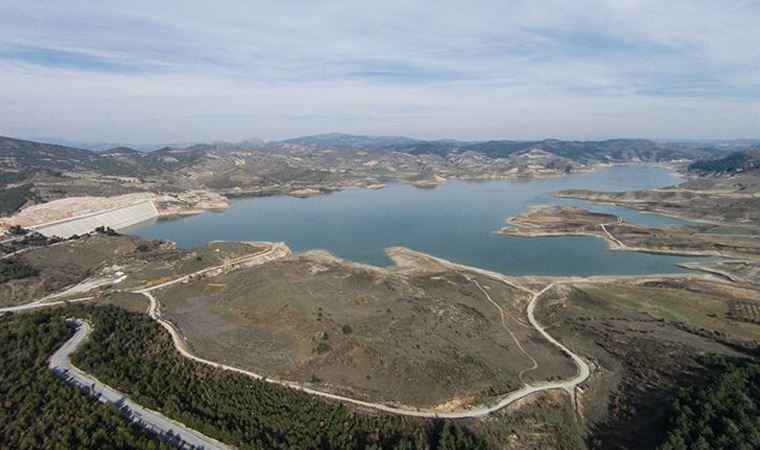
[0,234,149,306]
[0,235,269,307]
[578,283,760,341]
[157,250,577,408]
[117,240,270,290]
[7,231,756,447]
[98,291,151,313]
[533,279,759,449]
[702,224,760,236]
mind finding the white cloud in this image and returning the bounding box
[0,0,758,142]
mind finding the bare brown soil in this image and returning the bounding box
[0,235,268,307]
[534,280,758,449]
[155,249,578,408]
[501,205,760,259]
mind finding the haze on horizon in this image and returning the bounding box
[1,0,759,144]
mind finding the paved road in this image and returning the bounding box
[1,242,289,314]
[17,240,591,420]
[0,296,94,313]
[0,274,125,313]
[49,319,232,450]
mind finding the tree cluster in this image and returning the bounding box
[0,183,38,215]
[73,305,489,450]
[0,232,62,255]
[0,311,172,449]
[93,226,118,236]
[688,151,759,175]
[0,257,39,283]
[658,357,760,450]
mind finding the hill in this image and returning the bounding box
[282,132,419,148]
[0,136,219,178]
[0,136,163,177]
[688,149,760,175]
[0,134,749,218]
[401,138,727,163]
[2,135,738,179]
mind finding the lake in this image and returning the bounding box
[129,164,705,276]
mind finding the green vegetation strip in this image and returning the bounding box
[72,306,487,449]
[0,311,172,449]
[66,305,487,449]
[0,258,38,283]
[0,183,37,215]
[659,357,760,450]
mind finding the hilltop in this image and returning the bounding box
[688,148,760,175]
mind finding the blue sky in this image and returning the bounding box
[1,0,759,143]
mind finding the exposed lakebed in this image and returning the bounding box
[130,165,704,276]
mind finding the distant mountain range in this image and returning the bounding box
[1,133,757,217]
[1,134,752,179]
[22,136,267,152]
[21,137,161,152]
[0,136,206,177]
[280,132,420,148]
[280,134,748,163]
[20,132,758,157]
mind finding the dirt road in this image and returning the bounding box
[11,241,591,420]
[139,245,591,418]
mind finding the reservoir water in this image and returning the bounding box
[130,165,704,276]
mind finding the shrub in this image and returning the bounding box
[0,258,39,283]
[315,342,331,353]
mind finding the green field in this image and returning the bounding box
[579,283,760,341]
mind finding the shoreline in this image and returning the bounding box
[136,243,592,418]
[498,227,726,258]
[4,163,722,281]
[3,240,739,420]
[549,191,757,228]
[3,161,682,233]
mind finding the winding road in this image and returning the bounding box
[13,240,590,434]
[137,246,591,418]
[50,320,232,450]
[0,295,94,313]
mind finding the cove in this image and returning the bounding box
[129,165,705,276]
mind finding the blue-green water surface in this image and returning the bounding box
[130,165,703,276]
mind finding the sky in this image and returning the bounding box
[1,0,759,144]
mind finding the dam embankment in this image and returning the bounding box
[33,199,159,238]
